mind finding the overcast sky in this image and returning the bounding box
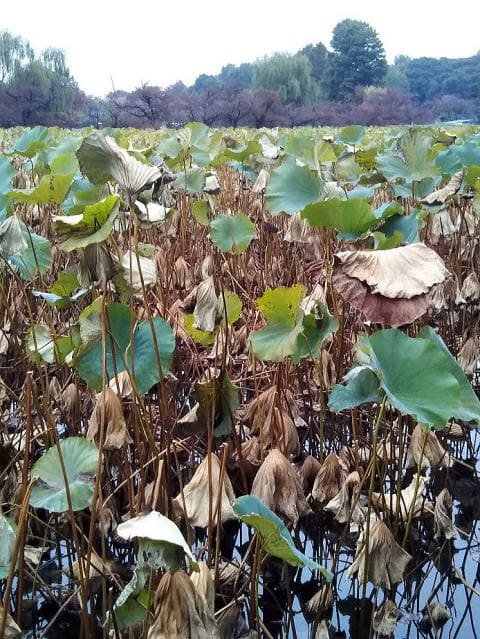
[2,0,479,96]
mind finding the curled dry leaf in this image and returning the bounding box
[306,584,333,620]
[372,475,426,522]
[78,242,116,290]
[421,170,463,205]
[430,207,457,243]
[108,370,134,398]
[0,607,21,639]
[311,454,345,505]
[284,213,311,243]
[373,600,399,637]
[174,453,236,528]
[298,455,322,493]
[148,570,218,639]
[325,471,363,524]
[190,562,215,613]
[230,437,262,484]
[406,424,453,469]
[434,488,456,540]
[252,167,269,193]
[121,251,157,295]
[333,243,449,326]
[456,336,479,376]
[347,519,412,589]
[421,602,451,631]
[193,276,218,332]
[174,256,192,290]
[86,387,131,449]
[459,272,480,304]
[251,449,311,526]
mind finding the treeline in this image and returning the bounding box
[1,21,479,129]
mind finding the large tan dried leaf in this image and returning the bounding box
[148,570,218,639]
[251,449,311,526]
[434,488,456,540]
[284,213,311,243]
[421,170,463,205]
[86,387,131,449]
[174,454,236,528]
[347,519,412,588]
[324,471,362,523]
[174,256,192,290]
[430,207,457,242]
[311,454,344,505]
[108,370,134,398]
[333,272,429,326]
[306,584,333,619]
[230,438,262,483]
[372,475,426,521]
[252,167,270,193]
[193,276,218,332]
[459,272,480,304]
[406,424,453,469]
[335,243,448,299]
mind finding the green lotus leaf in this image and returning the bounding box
[173,167,206,193]
[266,159,323,215]
[337,125,366,147]
[233,496,331,579]
[302,198,385,235]
[329,366,384,412]
[9,171,75,205]
[30,437,99,513]
[9,126,52,158]
[9,232,52,279]
[210,213,256,253]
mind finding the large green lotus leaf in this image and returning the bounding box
[222,139,262,162]
[0,515,17,578]
[301,198,378,234]
[173,167,206,193]
[250,322,304,362]
[74,303,174,393]
[0,216,30,256]
[233,496,331,578]
[362,329,480,428]
[337,125,366,147]
[266,159,323,215]
[377,131,438,183]
[329,366,384,412]
[0,156,15,211]
[210,213,256,253]
[9,172,75,205]
[436,142,480,174]
[30,437,99,513]
[55,195,120,251]
[9,232,52,279]
[9,126,52,158]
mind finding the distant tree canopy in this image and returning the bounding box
[253,52,318,105]
[0,30,85,126]
[405,55,480,102]
[326,19,388,100]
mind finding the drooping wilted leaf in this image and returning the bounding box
[0,515,16,578]
[120,250,157,295]
[209,213,256,253]
[421,170,463,205]
[116,510,198,571]
[30,437,99,512]
[233,495,331,579]
[77,133,165,196]
[78,242,116,290]
[266,159,323,215]
[193,276,218,332]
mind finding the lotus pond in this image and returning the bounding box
[0,123,480,638]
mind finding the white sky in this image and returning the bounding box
[2,0,479,96]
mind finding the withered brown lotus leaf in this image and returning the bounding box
[231,437,262,483]
[0,607,21,639]
[174,453,236,528]
[306,584,333,619]
[422,602,451,630]
[434,488,456,540]
[190,562,215,613]
[193,276,218,332]
[108,370,134,398]
[372,475,426,521]
[335,243,448,299]
[421,170,463,205]
[443,422,465,438]
[148,570,218,639]
[78,242,116,290]
[252,167,270,193]
[333,272,429,327]
[456,336,479,376]
[430,207,457,243]
[284,213,310,243]
[347,519,411,588]
[86,387,131,449]
[311,453,344,505]
[298,455,322,493]
[174,256,192,290]
[120,251,157,295]
[373,600,399,637]
[406,424,453,469]
[459,272,480,304]
[325,471,362,523]
[251,449,311,526]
